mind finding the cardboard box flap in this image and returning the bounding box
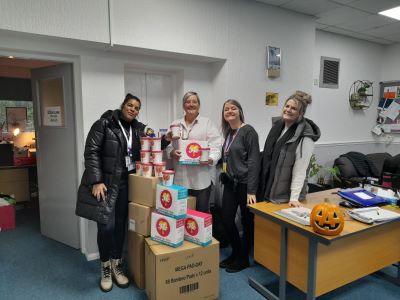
[145,238,219,255]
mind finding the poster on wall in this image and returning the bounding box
[383,86,397,99]
[265,92,279,106]
[6,107,27,133]
[43,106,62,126]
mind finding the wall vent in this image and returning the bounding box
[319,56,340,89]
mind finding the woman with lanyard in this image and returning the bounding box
[76,93,145,292]
[167,91,222,213]
[219,99,260,273]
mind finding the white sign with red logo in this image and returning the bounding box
[156,184,188,219]
[179,140,208,165]
[151,212,184,247]
[184,209,212,246]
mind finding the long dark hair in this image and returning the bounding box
[120,93,141,110]
[221,99,245,138]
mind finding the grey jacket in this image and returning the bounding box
[260,117,321,203]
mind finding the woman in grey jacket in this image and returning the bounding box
[259,91,321,207]
[76,93,144,292]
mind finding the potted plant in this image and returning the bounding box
[309,155,341,186]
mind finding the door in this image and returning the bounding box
[31,63,79,248]
[124,71,173,131]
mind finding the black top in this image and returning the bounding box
[222,124,260,194]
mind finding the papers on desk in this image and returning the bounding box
[348,207,400,224]
[275,207,311,226]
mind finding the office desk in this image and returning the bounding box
[249,189,400,300]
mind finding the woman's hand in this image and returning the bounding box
[92,183,107,201]
[199,158,213,166]
[289,200,302,207]
[170,149,182,160]
[247,194,256,205]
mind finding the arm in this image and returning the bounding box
[205,119,222,166]
[84,119,108,201]
[245,127,260,204]
[289,137,314,207]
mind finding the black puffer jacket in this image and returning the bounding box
[76,109,145,224]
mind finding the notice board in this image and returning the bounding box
[378,81,400,133]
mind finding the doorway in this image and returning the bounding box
[0,57,80,249]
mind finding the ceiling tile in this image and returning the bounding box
[334,14,397,32]
[330,0,357,4]
[316,6,371,26]
[347,0,400,14]
[363,21,400,36]
[281,0,341,15]
[316,22,329,29]
[255,0,293,6]
[381,32,400,42]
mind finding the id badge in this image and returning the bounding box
[222,162,227,173]
[125,155,132,168]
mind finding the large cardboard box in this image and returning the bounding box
[129,174,160,206]
[128,202,154,237]
[187,196,196,211]
[145,238,219,300]
[128,231,146,289]
[0,200,16,231]
[156,184,188,219]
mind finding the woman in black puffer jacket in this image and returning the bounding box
[76,93,144,292]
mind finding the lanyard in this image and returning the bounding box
[224,127,241,154]
[118,120,132,154]
[181,119,198,140]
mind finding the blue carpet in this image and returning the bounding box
[0,207,399,299]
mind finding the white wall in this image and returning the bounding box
[0,0,109,43]
[381,43,400,81]
[311,30,400,170]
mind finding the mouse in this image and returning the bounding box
[339,200,353,208]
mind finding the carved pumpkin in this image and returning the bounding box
[310,203,344,236]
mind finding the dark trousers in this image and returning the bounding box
[221,180,254,263]
[189,184,212,213]
[97,179,128,262]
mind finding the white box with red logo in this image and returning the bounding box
[179,140,208,165]
[156,184,188,219]
[184,209,212,246]
[151,212,184,247]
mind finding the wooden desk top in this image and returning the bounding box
[249,189,400,244]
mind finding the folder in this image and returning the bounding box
[337,188,388,207]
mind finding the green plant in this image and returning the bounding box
[309,154,321,177]
[309,155,341,184]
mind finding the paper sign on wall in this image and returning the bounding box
[43,106,62,126]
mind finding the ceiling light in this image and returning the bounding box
[379,6,400,21]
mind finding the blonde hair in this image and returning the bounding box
[284,90,312,115]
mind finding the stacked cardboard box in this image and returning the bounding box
[151,184,188,247]
[127,174,196,289]
[145,238,220,300]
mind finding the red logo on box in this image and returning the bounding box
[156,218,171,237]
[160,190,172,208]
[185,218,199,236]
[186,143,201,158]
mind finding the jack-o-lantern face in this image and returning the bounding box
[310,204,344,236]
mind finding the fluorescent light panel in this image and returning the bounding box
[379,6,400,21]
